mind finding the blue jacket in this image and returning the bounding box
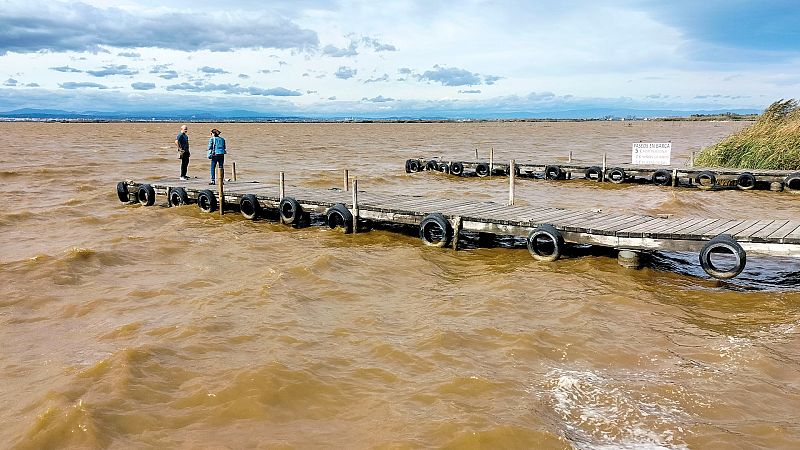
[208,136,226,155]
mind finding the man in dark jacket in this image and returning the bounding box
[175,125,190,180]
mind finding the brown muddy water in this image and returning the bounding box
[2,121,800,449]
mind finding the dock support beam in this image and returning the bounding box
[602,153,607,182]
[232,162,237,181]
[343,169,349,191]
[351,179,359,233]
[617,250,641,269]
[451,216,462,250]
[508,159,516,206]
[489,147,494,175]
[217,166,224,216]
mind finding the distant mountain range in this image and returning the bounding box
[0,107,761,121]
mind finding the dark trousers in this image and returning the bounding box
[180,153,190,177]
[211,154,224,181]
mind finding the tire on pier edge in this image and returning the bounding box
[699,234,746,280]
[116,181,131,203]
[607,167,626,184]
[784,172,800,193]
[419,213,453,248]
[695,170,717,190]
[544,165,563,180]
[426,160,439,171]
[527,224,565,262]
[475,163,490,177]
[279,197,303,225]
[197,189,217,213]
[326,203,353,234]
[651,169,672,186]
[736,172,756,190]
[239,194,262,220]
[408,159,422,173]
[450,162,464,176]
[438,162,450,174]
[584,166,602,181]
[137,184,156,206]
[168,187,189,206]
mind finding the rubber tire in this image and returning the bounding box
[695,170,717,190]
[527,224,564,262]
[197,189,217,213]
[116,181,131,202]
[426,160,439,171]
[438,162,450,174]
[584,166,603,181]
[408,160,422,172]
[544,165,563,180]
[419,213,452,248]
[279,197,302,225]
[736,172,756,190]
[168,187,189,206]
[607,168,626,184]
[783,172,800,192]
[405,159,412,173]
[505,165,521,176]
[326,203,353,234]
[652,169,672,186]
[239,194,261,220]
[137,184,156,206]
[699,234,746,279]
[475,163,490,177]
[450,162,464,176]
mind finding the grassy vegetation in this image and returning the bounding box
[694,99,800,170]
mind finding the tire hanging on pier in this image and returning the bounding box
[607,167,626,184]
[408,159,422,173]
[239,194,261,220]
[426,160,439,171]
[405,159,413,173]
[419,213,453,248]
[544,165,563,180]
[527,224,564,262]
[197,189,217,213]
[168,187,189,206]
[735,172,756,190]
[695,170,717,190]
[450,162,464,176]
[326,203,353,234]
[438,162,450,174]
[279,197,302,225]
[505,164,521,176]
[584,166,603,181]
[651,169,672,186]
[475,163,490,177]
[699,234,746,279]
[116,181,131,203]
[784,172,800,192]
[137,184,156,206]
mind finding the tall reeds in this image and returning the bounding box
[694,99,800,170]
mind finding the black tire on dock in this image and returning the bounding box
[197,189,217,213]
[607,167,626,184]
[505,164,521,176]
[426,160,439,171]
[116,181,131,203]
[408,159,422,173]
[651,169,672,186]
[527,224,564,262]
[544,165,563,180]
[137,184,156,206]
[279,197,302,225]
[239,194,261,220]
[784,172,800,192]
[736,172,756,190]
[419,213,453,247]
[450,162,464,176]
[695,170,717,190]
[438,162,450,174]
[326,203,353,234]
[584,166,603,181]
[699,234,746,279]
[405,159,412,173]
[475,163,490,177]
[168,187,189,206]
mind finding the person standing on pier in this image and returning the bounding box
[175,125,190,180]
[208,128,226,185]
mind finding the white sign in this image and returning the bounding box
[632,142,671,165]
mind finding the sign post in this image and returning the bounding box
[632,142,671,165]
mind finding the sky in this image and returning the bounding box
[1,0,799,118]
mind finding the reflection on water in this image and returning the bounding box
[1,121,800,448]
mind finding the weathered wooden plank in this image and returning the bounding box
[768,221,800,240]
[681,219,740,239]
[733,220,775,240]
[750,220,791,242]
[617,217,677,238]
[783,226,800,244]
[677,219,727,238]
[717,219,761,237]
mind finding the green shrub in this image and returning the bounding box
[694,99,800,170]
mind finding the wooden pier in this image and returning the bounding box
[117,177,800,280]
[407,158,800,192]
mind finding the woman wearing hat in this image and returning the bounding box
[207,128,226,185]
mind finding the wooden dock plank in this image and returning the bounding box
[733,220,775,240]
[768,221,800,240]
[750,220,791,242]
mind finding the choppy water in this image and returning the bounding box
[1,121,799,449]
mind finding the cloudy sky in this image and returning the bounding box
[1,0,799,117]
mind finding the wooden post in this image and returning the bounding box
[451,216,462,250]
[489,147,494,176]
[217,166,224,217]
[351,179,359,233]
[279,172,285,199]
[672,168,678,187]
[689,151,695,167]
[508,159,516,206]
[474,148,478,160]
[568,151,572,163]
[343,169,349,192]
[602,153,607,182]
[232,162,237,181]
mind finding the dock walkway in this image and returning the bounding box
[118,178,800,280]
